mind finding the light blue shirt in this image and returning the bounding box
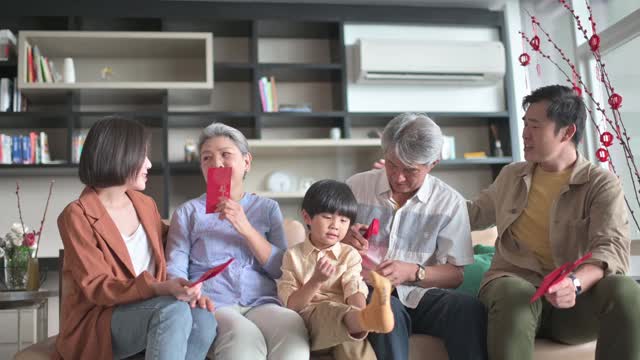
[166,193,286,309]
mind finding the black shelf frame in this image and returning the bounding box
[0,4,517,218]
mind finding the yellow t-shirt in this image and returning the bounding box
[510,165,572,271]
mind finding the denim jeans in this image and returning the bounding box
[111,296,218,360]
[368,288,488,360]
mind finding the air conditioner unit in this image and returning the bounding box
[354,38,506,84]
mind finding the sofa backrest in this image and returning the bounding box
[282,218,498,248]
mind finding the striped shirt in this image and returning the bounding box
[346,169,473,308]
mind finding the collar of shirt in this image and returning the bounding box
[374,169,434,206]
[301,234,342,260]
[516,151,592,186]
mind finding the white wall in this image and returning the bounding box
[343,22,510,198]
[344,23,506,113]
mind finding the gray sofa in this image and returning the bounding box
[14,222,596,360]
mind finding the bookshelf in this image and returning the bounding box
[17,31,214,91]
[0,6,516,219]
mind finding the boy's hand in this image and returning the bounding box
[310,256,335,284]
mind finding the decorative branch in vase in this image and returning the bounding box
[0,180,54,290]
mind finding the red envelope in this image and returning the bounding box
[206,167,232,214]
[363,218,380,240]
[188,258,235,288]
[530,252,592,303]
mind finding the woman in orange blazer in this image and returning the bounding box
[55,117,217,360]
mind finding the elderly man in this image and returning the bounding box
[343,113,487,360]
[469,85,640,360]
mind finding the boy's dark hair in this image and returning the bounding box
[522,84,587,146]
[301,179,358,225]
[79,116,150,188]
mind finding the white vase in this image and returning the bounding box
[63,57,76,84]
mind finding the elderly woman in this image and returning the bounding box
[342,113,487,360]
[165,123,309,360]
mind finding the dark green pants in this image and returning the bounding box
[479,275,640,360]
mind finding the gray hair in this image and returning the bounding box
[199,122,250,155]
[381,113,443,166]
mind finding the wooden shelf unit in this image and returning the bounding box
[0,7,517,218]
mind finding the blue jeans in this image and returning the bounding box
[111,296,218,360]
[368,289,487,360]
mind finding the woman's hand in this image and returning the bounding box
[216,198,253,236]
[153,278,202,302]
[190,294,216,313]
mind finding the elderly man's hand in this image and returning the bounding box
[343,223,369,253]
[377,260,416,286]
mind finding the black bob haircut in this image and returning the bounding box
[79,116,150,188]
[301,179,358,225]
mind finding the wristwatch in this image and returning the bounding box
[414,264,426,283]
[568,272,582,296]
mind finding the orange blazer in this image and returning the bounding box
[54,187,168,360]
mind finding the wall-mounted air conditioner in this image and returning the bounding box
[354,38,506,84]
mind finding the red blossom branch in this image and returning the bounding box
[15,182,27,236]
[35,180,55,258]
[520,3,640,232]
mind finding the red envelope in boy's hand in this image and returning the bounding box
[530,252,592,303]
[206,167,232,214]
[362,218,380,240]
[188,258,234,288]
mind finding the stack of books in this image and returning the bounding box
[0,132,51,165]
[23,40,62,84]
[258,76,279,112]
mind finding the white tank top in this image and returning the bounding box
[121,224,156,277]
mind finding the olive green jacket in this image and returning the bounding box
[468,152,630,290]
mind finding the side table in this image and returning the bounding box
[0,289,58,354]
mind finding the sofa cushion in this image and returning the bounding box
[456,245,495,296]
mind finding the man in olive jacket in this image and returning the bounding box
[468,85,640,360]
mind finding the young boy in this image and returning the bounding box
[278,179,394,360]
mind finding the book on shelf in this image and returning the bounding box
[258,78,268,112]
[0,77,27,112]
[279,104,312,113]
[0,78,10,112]
[270,76,279,112]
[72,133,86,164]
[33,45,43,83]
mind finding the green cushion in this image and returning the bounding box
[456,245,495,296]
